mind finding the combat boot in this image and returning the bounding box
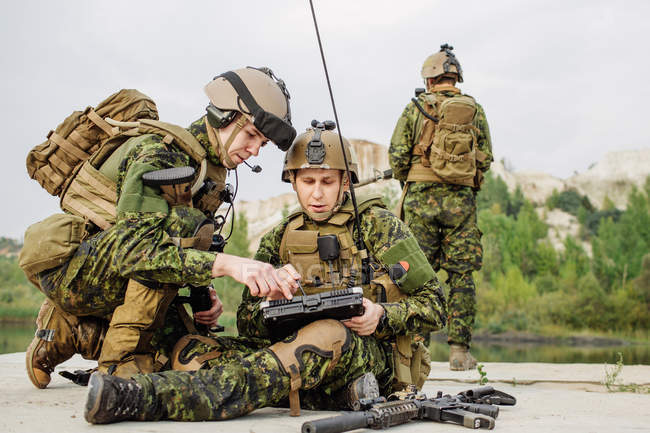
[84,372,145,424]
[98,279,177,378]
[449,343,477,371]
[26,299,107,389]
[345,372,380,409]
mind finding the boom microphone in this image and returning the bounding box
[243,161,262,173]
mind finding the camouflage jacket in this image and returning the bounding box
[389,89,493,183]
[236,199,447,340]
[78,116,220,288]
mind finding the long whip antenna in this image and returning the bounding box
[308,0,368,281]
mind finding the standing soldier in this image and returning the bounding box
[81,122,447,424]
[389,44,493,371]
[23,67,300,387]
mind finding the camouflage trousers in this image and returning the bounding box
[401,182,482,346]
[35,208,213,361]
[38,253,188,362]
[133,331,394,421]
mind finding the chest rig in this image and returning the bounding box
[279,196,388,299]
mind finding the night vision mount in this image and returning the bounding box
[306,119,336,164]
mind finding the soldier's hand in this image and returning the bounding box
[212,253,300,300]
[194,287,223,326]
[266,264,301,301]
[343,298,385,336]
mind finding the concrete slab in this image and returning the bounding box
[1,353,649,433]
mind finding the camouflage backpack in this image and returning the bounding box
[412,90,486,188]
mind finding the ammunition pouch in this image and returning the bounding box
[392,339,431,391]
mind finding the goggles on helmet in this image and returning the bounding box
[217,71,296,151]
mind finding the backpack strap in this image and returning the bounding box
[137,119,206,165]
[86,109,120,136]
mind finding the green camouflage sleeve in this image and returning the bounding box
[359,207,447,338]
[389,101,418,181]
[474,103,493,173]
[107,135,216,287]
[236,220,289,339]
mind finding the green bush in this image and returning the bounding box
[475,176,650,334]
[546,189,594,216]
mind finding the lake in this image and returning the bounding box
[2,323,649,365]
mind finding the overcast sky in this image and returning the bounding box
[1,0,649,239]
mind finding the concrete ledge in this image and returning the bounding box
[427,361,650,387]
[2,353,649,433]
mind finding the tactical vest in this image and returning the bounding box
[407,88,487,188]
[279,195,431,390]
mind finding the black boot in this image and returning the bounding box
[84,372,145,424]
[345,372,380,409]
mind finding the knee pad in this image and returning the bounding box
[171,334,222,371]
[267,319,351,416]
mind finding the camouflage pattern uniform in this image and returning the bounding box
[38,116,219,356]
[389,89,493,347]
[128,198,447,421]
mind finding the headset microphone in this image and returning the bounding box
[243,161,262,173]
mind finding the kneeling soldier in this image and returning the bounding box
[83,121,447,424]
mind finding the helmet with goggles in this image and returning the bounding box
[204,66,296,151]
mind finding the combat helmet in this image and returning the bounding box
[282,120,359,221]
[204,67,296,152]
[282,120,359,184]
[421,44,463,83]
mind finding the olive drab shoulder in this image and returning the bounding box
[408,91,487,188]
[278,194,430,391]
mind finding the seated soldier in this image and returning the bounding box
[82,121,447,424]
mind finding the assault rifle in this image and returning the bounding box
[356,168,393,188]
[301,386,516,432]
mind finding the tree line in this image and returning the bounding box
[1,175,649,338]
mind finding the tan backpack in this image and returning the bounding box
[26,89,159,196]
[26,91,218,230]
[22,92,225,283]
[413,92,486,187]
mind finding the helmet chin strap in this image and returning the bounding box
[206,115,247,169]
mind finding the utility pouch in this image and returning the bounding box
[19,213,86,282]
[427,95,479,186]
[392,338,431,391]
